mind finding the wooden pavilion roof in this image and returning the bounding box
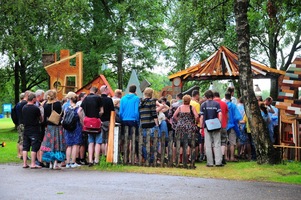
[168,46,285,81]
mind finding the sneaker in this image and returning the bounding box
[65,163,71,169]
[88,162,94,167]
[76,158,81,165]
[79,159,88,165]
[198,154,204,162]
[71,163,81,168]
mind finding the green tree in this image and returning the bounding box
[0,0,90,104]
[248,0,301,99]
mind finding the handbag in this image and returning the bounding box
[83,117,102,133]
[47,103,62,125]
[205,118,221,131]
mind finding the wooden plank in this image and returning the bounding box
[287,106,301,115]
[277,96,293,101]
[131,127,135,165]
[124,126,129,164]
[168,130,173,167]
[278,92,294,97]
[106,111,115,163]
[281,89,295,94]
[161,130,166,167]
[285,73,300,79]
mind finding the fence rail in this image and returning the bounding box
[113,125,196,169]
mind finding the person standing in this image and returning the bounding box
[15,92,25,159]
[16,91,31,160]
[224,92,242,162]
[200,90,223,167]
[139,87,159,163]
[99,85,115,157]
[173,95,198,165]
[34,89,46,167]
[119,84,140,163]
[75,92,88,165]
[41,90,66,170]
[22,92,43,169]
[78,87,103,166]
[190,90,202,161]
[63,92,82,168]
[213,91,229,164]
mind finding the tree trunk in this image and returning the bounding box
[234,0,280,164]
[14,61,20,105]
[117,48,123,90]
[20,59,27,92]
[269,76,279,100]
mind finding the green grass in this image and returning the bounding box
[1,118,301,184]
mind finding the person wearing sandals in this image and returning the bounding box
[173,95,199,165]
[22,92,43,169]
[63,92,82,168]
[40,90,66,170]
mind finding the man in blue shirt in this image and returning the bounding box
[119,84,140,163]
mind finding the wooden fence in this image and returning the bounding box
[112,125,196,169]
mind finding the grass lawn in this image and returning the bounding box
[1,118,301,184]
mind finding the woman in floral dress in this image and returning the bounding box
[173,95,199,165]
[40,90,66,169]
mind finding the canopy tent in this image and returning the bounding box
[168,46,285,82]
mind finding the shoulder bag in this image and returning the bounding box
[47,103,62,125]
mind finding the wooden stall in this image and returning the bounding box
[43,50,83,100]
[168,46,285,97]
[275,57,301,161]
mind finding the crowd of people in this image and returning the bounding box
[15,84,278,169]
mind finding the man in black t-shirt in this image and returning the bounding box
[22,92,43,169]
[100,85,115,157]
[16,91,30,160]
[79,87,103,166]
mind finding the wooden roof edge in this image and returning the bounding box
[44,52,82,69]
[251,61,285,75]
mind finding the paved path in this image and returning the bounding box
[0,164,300,200]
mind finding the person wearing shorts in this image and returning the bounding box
[79,86,103,166]
[22,92,43,169]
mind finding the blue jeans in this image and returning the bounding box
[142,126,160,162]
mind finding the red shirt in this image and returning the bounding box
[213,97,228,128]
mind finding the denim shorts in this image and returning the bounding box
[88,133,102,144]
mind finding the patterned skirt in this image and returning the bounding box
[41,125,66,162]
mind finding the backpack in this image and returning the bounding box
[62,107,78,131]
[11,104,18,125]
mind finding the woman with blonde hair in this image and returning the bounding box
[173,95,199,166]
[40,90,66,169]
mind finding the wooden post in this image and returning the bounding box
[146,129,151,166]
[183,134,188,168]
[175,131,180,167]
[161,130,165,167]
[190,132,195,169]
[153,128,158,167]
[113,124,120,164]
[131,127,136,165]
[106,111,115,163]
[138,127,143,166]
[168,130,173,167]
[124,126,129,164]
